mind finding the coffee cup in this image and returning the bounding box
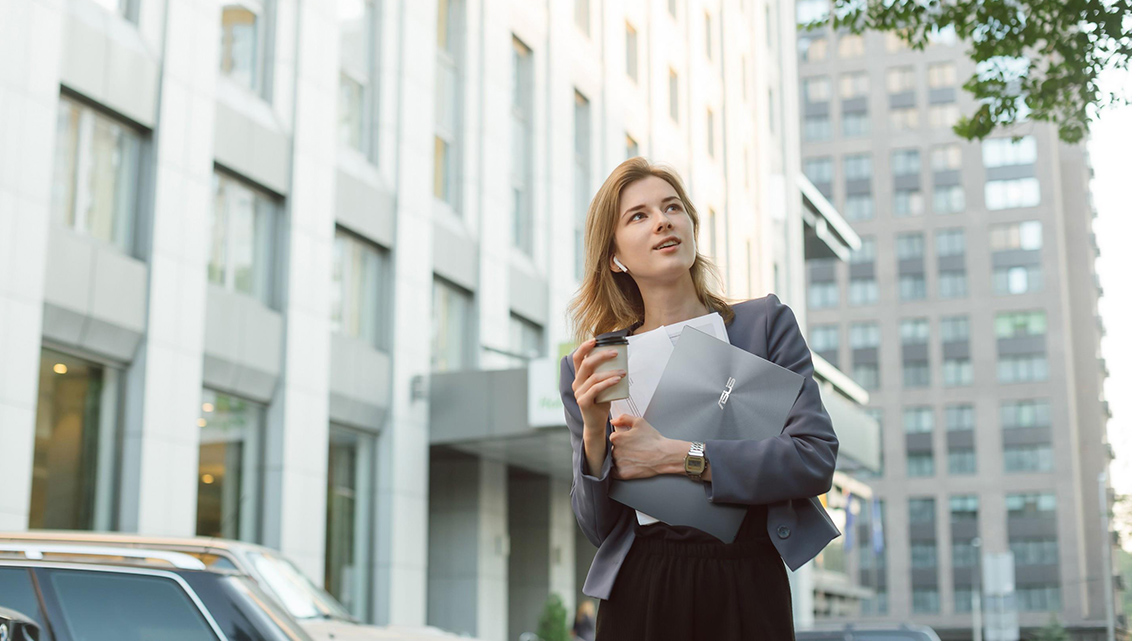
[591,335,629,403]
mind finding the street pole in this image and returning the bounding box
[1098,472,1117,641]
[972,537,982,641]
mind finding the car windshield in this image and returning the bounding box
[244,550,354,622]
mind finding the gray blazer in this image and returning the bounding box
[560,294,841,599]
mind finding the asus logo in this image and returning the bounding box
[718,377,736,409]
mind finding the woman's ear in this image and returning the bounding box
[612,256,629,273]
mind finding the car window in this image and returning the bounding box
[46,570,220,641]
[244,551,352,621]
[0,567,52,640]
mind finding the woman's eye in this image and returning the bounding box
[632,212,646,220]
[666,204,679,212]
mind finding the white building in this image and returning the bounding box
[0,0,875,638]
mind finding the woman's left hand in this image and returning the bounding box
[609,414,685,480]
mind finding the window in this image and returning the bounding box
[1017,586,1062,611]
[885,31,907,52]
[928,62,956,88]
[1004,444,1054,472]
[768,89,777,132]
[939,271,968,298]
[220,2,269,94]
[799,36,828,61]
[331,228,391,349]
[810,325,840,352]
[574,91,591,280]
[948,448,976,473]
[625,23,638,81]
[804,115,831,141]
[893,190,923,217]
[845,194,874,221]
[891,149,921,176]
[1001,399,1050,429]
[935,229,966,256]
[804,157,833,186]
[197,390,263,542]
[575,0,589,34]
[931,144,962,171]
[853,363,880,390]
[511,37,534,254]
[995,311,1047,338]
[432,277,473,371]
[904,361,930,387]
[339,0,374,154]
[994,265,1043,295]
[850,278,879,305]
[842,111,870,137]
[208,171,278,305]
[625,133,640,159]
[911,543,937,568]
[707,208,719,260]
[941,315,970,342]
[899,274,927,301]
[907,453,934,476]
[30,349,121,531]
[48,571,219,640]
[945,404,975,431]
[950,495,979,522]
[929,104,961,128]
[704,11,714,58]
[982,136,1038,167]
[668,69,680,122]
[998,355,1049,382]
[952,541,980,569]
[326,425,375,618]
[808,281,839,309]
[802,76,831,103]
[52,95,142,254]
[896,233,925,260]
[435,0,461,205]
[844,154,872,181]
[707,108,716,157]
[904,407,934,433]
[909,498,936,523]
[887,67,916,92]
[1006,492,1056,517]
[837,34,864,57]
[933,185,965,214]
[509,313,544,362]
[985,178,1041,210]
[990,221,1043,250]
[890,107,919,130]
[669,0,677,17]
[1010,538,1059,565]
[850,323,880,349]
[943,357,973,385]
[839,72,869,98]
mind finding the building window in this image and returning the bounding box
[798,36,828,61]
[431,277,473,371]
[931,144,962,171]
[954,589,974,613]
[625,23,638,81]
[220,1,270,95]
[339,0,374,155]
[909,498,936,523]
[842,112,870,137]
[941,314,970,343]
[911,543,937,568]
[208,171,278,306]
[936,229,966,257]
[668,69,680,122]
[889,107,920,130]
[929,104,961,128]
[331,227,391,350]
[893,190,924,217]
[901,319,931,346]
[433,136,452,204]
[30,349,122,531]
[707,208,719,261]
[985,178,1041,210]
[945,404,975,431]
[850,322,880,349]
[1010,538,1059,565]
[1004,444,1054,472]
[197,390,263,542]
[669,0,677,17]
[574,91,591,280]
[844,154,872,181]
[435,0,461,207]
[837,33,864,57]
[52,95,142,254]
[325,424,375,619]
[808,281,839,309]
[891,149,922,176]
[768,89,778,133]
[885,31,908,53]
[1017,586,1062,611]
[948,448,976,474]
[899,274,927,301]
[804,115,831,141]
[887,67,916,92]
[626,133,640,159]
[853,363,880,390]
[903,361,930,387]
[950,495,979,522]
[990,220,1043,250]
[993,265,1044,295]
[904,407,934,433]
[982,136,1037,167]
[508,313,544,363]
[897,232,925,260]
[939,271,968,299]
[849,278,879,305]
[804,157,833,187]
[907,453,934,476]
[933,185,965,214]
[839,72,869,98]
[952,541,980,568]
[845,194,874,221]
[810,325,840,353]
[802,76,831,103]
[998,355,1049,383]
[704,11,714,58]
[511,37,534,254]
[707,108,716,157]
[1006,492,1056,517]
[995,311,1047,338]
[1001,399,1050,429]
[928,62,957,88]
[575,0,589,35]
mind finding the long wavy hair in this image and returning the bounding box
[567,157,735,343]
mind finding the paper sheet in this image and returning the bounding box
[608,312,729,526]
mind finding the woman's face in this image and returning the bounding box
[611,175,697,283]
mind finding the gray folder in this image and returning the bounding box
[609,325,806,543]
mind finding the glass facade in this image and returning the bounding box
[331,228,390,350]
[432,277,472,371]
[220,2,267,94]
[208,171,278,306]
[326,425,375,619]
[196,390,263,542]
[339,0,374,154]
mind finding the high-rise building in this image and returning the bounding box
[795,11,1118,640]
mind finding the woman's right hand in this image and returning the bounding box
[570,338,626,436]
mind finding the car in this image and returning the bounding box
[796,623,943,641]
[0,532,471,641]
[0,606,42,641]
[0,548,313,641]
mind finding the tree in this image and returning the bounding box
[804,0,1131,142]
[537,594,570,641]
[1030,615,1071,641]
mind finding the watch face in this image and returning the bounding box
[685,456,703,475]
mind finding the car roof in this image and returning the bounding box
[0,530,263,555]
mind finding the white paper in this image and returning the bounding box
[608,312,729,526]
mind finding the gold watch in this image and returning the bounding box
[684,442,707,481]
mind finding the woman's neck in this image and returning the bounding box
[633,277,709,334]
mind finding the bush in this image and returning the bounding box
[536,593,570,641]
[1030,616,1070,641]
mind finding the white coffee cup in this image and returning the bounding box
[591,335,629,403]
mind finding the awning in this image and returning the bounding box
[799,173,862,261]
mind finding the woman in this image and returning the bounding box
[559,158,840,640]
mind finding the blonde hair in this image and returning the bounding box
[568,157,735,343]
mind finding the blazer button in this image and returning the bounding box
[777,525,791,539]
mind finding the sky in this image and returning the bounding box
[1085,62,1136,551]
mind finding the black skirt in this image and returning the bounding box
[595,508,795,641]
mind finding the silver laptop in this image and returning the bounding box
[609,325,806,543]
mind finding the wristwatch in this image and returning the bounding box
[684,442,707,482]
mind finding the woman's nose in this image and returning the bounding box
[653,211,674,230]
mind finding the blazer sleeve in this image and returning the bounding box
[702,294,840,505]
[560,355,629,547]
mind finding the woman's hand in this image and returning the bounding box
[571,338,626,477]
[609,415,692,480]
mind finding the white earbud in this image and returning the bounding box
[613,256,629,273]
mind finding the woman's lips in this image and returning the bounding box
[655,243,680,254]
